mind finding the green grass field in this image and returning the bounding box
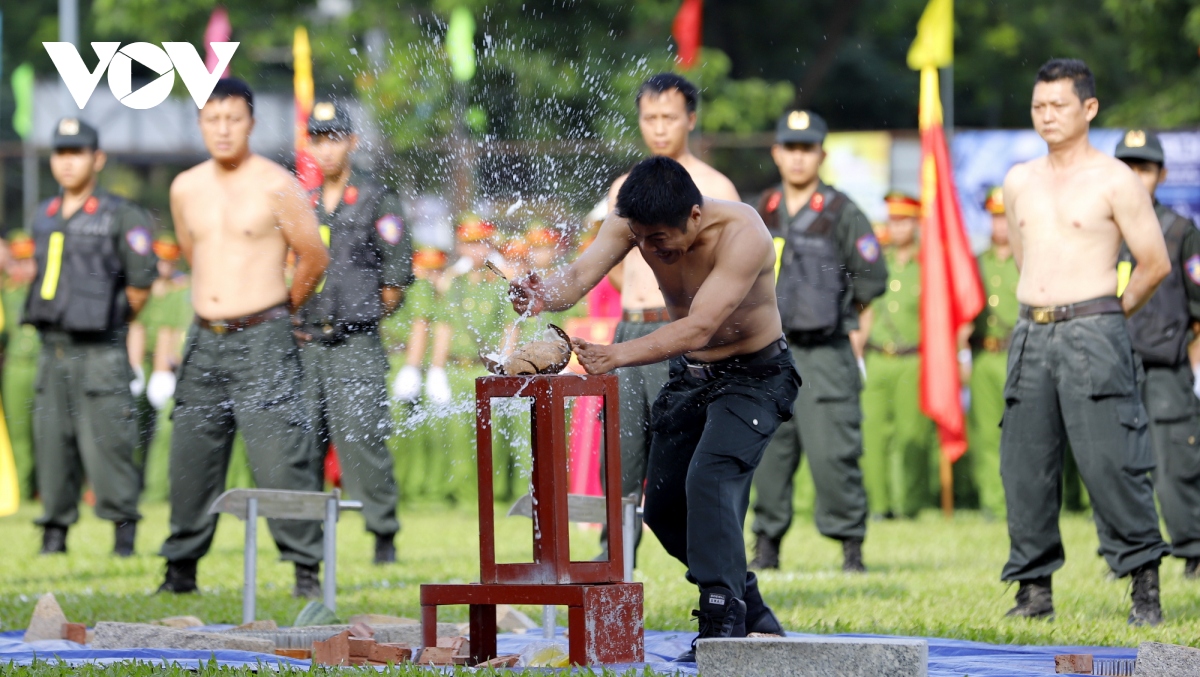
[2,500,1199,667]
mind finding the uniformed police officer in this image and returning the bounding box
[1115,129,1200,579]
[861,192,937,519]
[299,99,413,564]
[27,118,158,555]
[965,187,1019,518]
[749,110,888,572]
[2,230,41,501]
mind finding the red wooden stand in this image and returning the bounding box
[420,374,644,665]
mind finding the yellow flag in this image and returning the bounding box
[293,26,314,151]
[0,390,19,516]
[907,0,954,70]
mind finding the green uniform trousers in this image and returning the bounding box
[302,332,399,536]
[1142,363,1200,559]
[1000,313,1169,581]
[752,338,867,541]
[4,355,38,500]
[160,318,323,566]
[34,333,142,526]
[861,352,936,517]
[968,349,1008,518]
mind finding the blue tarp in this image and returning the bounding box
[0,628,1136,675]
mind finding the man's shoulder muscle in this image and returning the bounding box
[688,161,738,200]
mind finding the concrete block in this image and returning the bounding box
[696,636,927,677]
[92,622,275,654]
[24,593,69,642]
[151,616,204,629]
[1134,642,1200,676]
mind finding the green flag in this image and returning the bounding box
[12,62,34,140]
[445,7,476,82]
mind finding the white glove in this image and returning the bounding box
[130,365,146,397]
[857,357,867,383]
[147,370,177,410]
[392,365,422,402]
[1193,366,1200,401]
[425,366,452,406]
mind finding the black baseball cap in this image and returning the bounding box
[775,110,828,145]
[308,99,354,135]
[1114,129,1164,165]
[51,117,99,151]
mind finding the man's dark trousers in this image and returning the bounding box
[1000,311,1169,581]
[34,331,142,528]
[642,345,801,597]
[752,337,867,543]
[301,331,399,537]
[161,317,323,566]
[1142,363,1200,560]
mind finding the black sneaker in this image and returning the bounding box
[114,521,136,557]
[40,525,67,555]
[1004,576,1054,620]
[749,535,780,571]
[744,573,784,635]
[673,587,747,663]
[156,559,198,594]
[842,538,866,574]
[1129,561,1163,627]
[1184,557,1200,580]
[374,533,396,565]
[294,562,322,599]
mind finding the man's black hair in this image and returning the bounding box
[636,73,698,113]
[615,156,702,230]
[208,77,255,116]
[1035,59,1096,103]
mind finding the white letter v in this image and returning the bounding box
[43,42,120,109]
[164,42,239,108]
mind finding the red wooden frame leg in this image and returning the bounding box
[469,603,498,665]
[421,605,438,650]
[567,605,586,666]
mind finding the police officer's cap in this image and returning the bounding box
[1114,129,1164,165]
[308,99,354,136]
[775,110,827,145]
[51,118,99,151]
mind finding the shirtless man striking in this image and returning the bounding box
[511,157,799,661]
[1000,59,1170,625]
[600,73,740,563]
[158,79,331,597]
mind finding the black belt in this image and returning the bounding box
[198,304,289,334]
[1018,296,1123,324]
[684,336,789,381]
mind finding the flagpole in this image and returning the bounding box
[940,65,953,142]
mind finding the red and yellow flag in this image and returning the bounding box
[293,26,322,191]
[672,0,703,70]
[909,0,983,464]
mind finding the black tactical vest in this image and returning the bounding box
[760,185,851,337]
[25,192,129,333]
[1123,207,1192,367]
[301,180,392,334]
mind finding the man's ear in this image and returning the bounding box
[1083,97,1099,122]
[1159,166,1169,185]
[690,204,702,228]
[687,111,697,132]
[93,149,108,173]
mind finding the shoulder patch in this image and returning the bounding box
[765,192,781,213]
[83,196,99,214]
[46,197,62,217]
[1186,254,1200,286]
[126,226,152,257]
[375,214,403,245]
[810,192,825,212]
[344,185,359,206]
[310,192,320,208]
[856,233,881,263]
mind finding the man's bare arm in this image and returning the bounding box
[275,174,330,310]
[126,287,150,316]
[511,211,634,314]
[1002,167,1024,271]
[169,177,194,265]
[1112,167,1170,315]
[382,286,405,316]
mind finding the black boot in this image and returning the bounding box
[373,533,396,565]
[114,521,136,557]
[1184,557,1200,580]
[1004,576,1054,620]
[294,562,322,599]
[743,573,784,635]
[40,525,67,555]
[748,535,780,570]
[842,538,866,573]
[1129,561,1163,627]
[157,559,198,594]
[673,587,747,663]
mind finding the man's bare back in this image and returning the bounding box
[171,154,326,320]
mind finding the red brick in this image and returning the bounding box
[436,636,467,652]
[61,623,87,644]
[348,637,375,657]
[312,631,351,666]
[417,646,458,665]
[1055,654,1094,674]
[477,654,520,668]
[368,643,413,664]
[348,621,374,639]
[274,649,312,659]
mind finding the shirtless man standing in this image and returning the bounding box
[1000,59,1170,625]
[600,73,740,563]
[511,157,800,661]
[158,79,331,597]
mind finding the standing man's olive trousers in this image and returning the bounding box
[1000,311,1169,581]
[160,318,323,566]
[34,331,142,528]
[751,338,867,543]
[301,331,399,537]
[1142,363,1200,561]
